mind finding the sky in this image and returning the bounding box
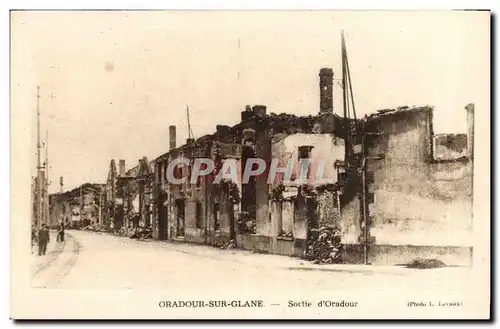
[11,11,489,193]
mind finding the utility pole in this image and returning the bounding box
[45,130,50,228]
[186,105,194,140]
[80,185,83,229]
[237,38,241,81]
[36,86,42,229]
[31,176,36,226]
[339,32,384,264]
[341,31,349,162]
[98,191,102,225]
[60,176,64,194]
[361,140,368,265]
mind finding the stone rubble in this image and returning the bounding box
[306,226,342,264]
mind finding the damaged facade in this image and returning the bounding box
[64,67,474,266]
[147,105,348,256]
[340,105,474,265]
[101,157,155,233]
[121,157,155,230]
[48,183,104,229]
[143,68,355,260]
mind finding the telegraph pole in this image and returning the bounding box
[80,185,83,229]
[98,191,102,225]
[36,86,42,229]
[45,130,50,227]
[340,32,384,264]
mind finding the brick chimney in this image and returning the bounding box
[241,105,253,122]
[252,105,267,118]
[216,125,230,136]
[319,68,334,114]
[169,125,176,150]
[119,159,126,176]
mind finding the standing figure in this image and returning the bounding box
[57,220,65,242]
[38,224,50,256]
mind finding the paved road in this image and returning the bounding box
[31,230,473,295]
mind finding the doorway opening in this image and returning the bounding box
[175,198,185,237]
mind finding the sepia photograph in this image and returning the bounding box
[10,10,490,320]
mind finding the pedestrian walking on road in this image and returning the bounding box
[38,224,50,256]
[57,220,65,242]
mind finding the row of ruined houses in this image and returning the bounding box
[50,68,475,265]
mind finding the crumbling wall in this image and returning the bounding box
[281,200,294,234]
[293,194,308,241]
[49,196,72,228]
[123,179,139,228]
[184,191,206,243]
[433,133,467,161]
[215,186,233,236]
[179,184,207,244]
[255,118,271,237]
[268,132,344,250]
[343,107,473,247]
[49,184,102,229]
[165,141,212,243]
[207,138,241,245]
[271,133,344,187]
[317,190,340,228]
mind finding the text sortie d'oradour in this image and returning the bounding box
[158,300,359,308]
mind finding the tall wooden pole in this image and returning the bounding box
[99,192,102,225]
[341,31,349,162]
[45,130,50,227]
[341,32,369,264]
[36,86,42,229]
[80,185,83,229]
[361,144,368,265]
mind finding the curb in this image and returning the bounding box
[285,265,408,275]
[285,264,469,275]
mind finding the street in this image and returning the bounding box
[31,231,473,293]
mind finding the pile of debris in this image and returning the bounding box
[212,239,236,250]
[279,230,293,238]
[237,211,256,235]
[130,226,153,240]
[404,258,446,269]
[306,226,342,264]
[115,226,153,240]
[116,226,135,237]
[82,224,107,233]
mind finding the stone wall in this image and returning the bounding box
[271,133,344,186]
[433,133,468,161]
[49,184,103,229]
[342,107,473,253]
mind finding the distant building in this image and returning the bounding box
[49,183,104,229]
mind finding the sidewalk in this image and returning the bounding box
[164,242,467,275]
[31,231,63,271]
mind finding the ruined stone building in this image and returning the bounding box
[102,158,155,230]
[59,67,474,266]
[149,68,352,256]
[341,105,474,265]
[49,183,104,229]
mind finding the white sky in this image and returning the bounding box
[11,11,489,193]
